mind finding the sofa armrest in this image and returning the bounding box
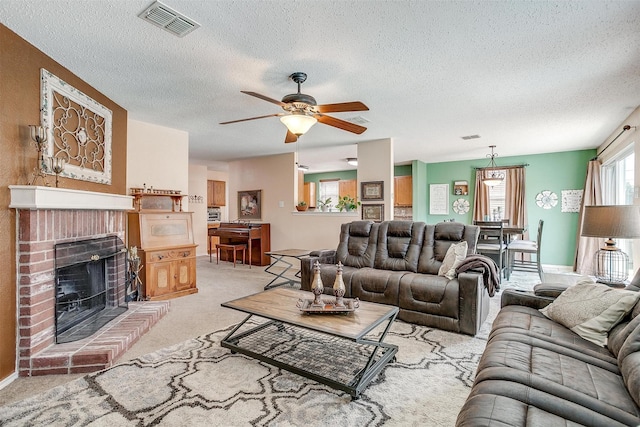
[501,289,555,310]
[300,250,337,291]
[533,282,571,298]
[457,271,489,335]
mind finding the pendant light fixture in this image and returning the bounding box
[280,113,317,136]
[482,145,505,187]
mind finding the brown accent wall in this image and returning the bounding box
[0,23,128,381]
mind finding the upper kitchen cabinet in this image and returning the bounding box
[394,176,412,206]
[207,180,226,207]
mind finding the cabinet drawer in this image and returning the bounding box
[148,247,195,262]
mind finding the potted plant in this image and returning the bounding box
[317,198,332,212]
[295,201,308,211]
[336,195,361,212]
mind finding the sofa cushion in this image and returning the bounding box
[398,273,459,318]
[618,320,640,407]
[374,221,425,272]
[539,280,640,347]
[350,268,403,306]
[438,241,468,279]
[335,221,379,268]
[490,305,614,361]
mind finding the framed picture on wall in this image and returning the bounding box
[362,204,384,222]
[361,181,384,201]
[238,190,262,220]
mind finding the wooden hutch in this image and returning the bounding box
[127,188,197,300]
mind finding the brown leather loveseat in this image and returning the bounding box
[300,220,492,335]
[456,286,640,426]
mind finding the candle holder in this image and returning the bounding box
[50,156,66,188]
[28,125,49,186]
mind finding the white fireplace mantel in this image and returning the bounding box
[9,185,133,211]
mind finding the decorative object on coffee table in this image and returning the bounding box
[333,262,346,307]
[297,297,359,313]
[311,261,324,307]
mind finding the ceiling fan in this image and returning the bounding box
[220,72,369,143]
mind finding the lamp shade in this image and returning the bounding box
[280,114,317,136]
[581,205,640,239]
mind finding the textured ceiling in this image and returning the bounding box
[2,0,640,173]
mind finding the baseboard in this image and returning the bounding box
[0,372,18,391]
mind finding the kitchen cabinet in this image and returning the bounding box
[303,182,316,208]
[339,179,357,199]
[394,176,413,206]
[127,211,198,301]
[207,180,226,207]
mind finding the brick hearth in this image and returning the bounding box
[27,301,169,375]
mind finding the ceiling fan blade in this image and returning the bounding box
[315,114,367,134]
[284,130,298,143]
[219,113,282,125]
[241,91,287,107]
[315,101,369,113]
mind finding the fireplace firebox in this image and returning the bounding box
[54,236,128,343]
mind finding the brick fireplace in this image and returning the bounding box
[10,186,169,376]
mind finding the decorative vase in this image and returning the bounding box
[333,261,346,307]
[311,261,324,307]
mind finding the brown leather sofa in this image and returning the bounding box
[300,220,492,335]
[456,287,640,426]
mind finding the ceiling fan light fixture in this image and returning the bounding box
[280,114,317,136]
[346,158,358,166]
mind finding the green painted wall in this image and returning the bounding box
[424,149,596,266]
[305,149,594,266]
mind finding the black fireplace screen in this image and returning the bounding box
[54,236,128,343]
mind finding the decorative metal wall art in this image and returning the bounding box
[535,190,558,209]
[453,198,470,214]
[41,69,113,184]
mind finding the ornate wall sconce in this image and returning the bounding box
[50,156,66,188]
[28,125,49,186]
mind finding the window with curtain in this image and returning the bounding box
[488,170,506,220]
[318,180,340,211]
[602,144,635,264]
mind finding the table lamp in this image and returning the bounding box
[581,205,640,285]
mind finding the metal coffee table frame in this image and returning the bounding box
[221,289,398,400]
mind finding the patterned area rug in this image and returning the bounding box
[0,273,540,427]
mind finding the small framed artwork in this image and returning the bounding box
[453,180,468,196]
[361,181,384,201]
[362,204,384,222]
[238,190,262,220]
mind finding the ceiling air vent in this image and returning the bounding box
[346,116,370,125]
[138,1,200,38]
[461,134,481,140]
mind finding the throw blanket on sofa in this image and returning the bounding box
[456,255,500,297]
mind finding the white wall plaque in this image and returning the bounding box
[561,189,583,213]
[429,184,449,215]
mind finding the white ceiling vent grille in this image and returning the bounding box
[138,1,200,38]
[346,115,370,125]
[461,134,481,140]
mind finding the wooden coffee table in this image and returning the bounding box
[221,287,399,399]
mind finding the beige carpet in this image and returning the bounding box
[0,257,541,426]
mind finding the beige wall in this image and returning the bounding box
[189,164,209,256]
[228,153,357,251]
[126,119,189,198]
[357,138,394,220]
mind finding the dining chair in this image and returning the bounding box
[507,219,544,279]
[474,221,509,281]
